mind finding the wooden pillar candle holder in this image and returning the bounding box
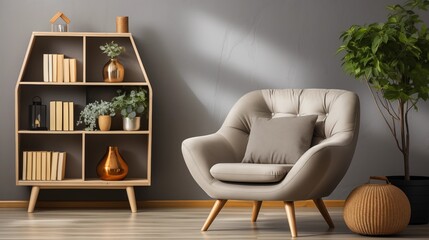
[116,16,129,33]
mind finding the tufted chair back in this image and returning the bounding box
[182,88,360,236]
[218,89,360,162]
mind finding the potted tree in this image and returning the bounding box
[338,0,429,224]
[112,88,149,131]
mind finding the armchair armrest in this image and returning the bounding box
[182,133,238,192]
[280,132,358,200]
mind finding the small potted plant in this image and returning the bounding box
[338,0,429,224]
[112,88,148,131]
[100,41,125,82]
[77,100,116,131]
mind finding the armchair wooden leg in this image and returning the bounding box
[313,198,334,228]
[284,201,297,237]
[201,199,227,231]
[251,201,262,222]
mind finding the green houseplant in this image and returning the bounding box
[112,88,148,131]
[338,0,429,224]
[100,41,126,83]
[77,100,115,131]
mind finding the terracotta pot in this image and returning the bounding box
[97,146,128,181]
[98,115,111,131]
[103,58,124,82]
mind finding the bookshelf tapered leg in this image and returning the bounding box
[126,187,137,213]
[28,186,40,213]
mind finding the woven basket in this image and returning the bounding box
[344,176,411,235]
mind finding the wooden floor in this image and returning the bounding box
[0,207,428,239]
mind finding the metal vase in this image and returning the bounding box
[103,58,124,82]
[123,117,141,131]
[97,146,128,181]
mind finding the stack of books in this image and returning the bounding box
[22,151,67,181]
[43,54,77,83]
[49,101,74,131]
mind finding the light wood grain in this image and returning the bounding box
[33,32,132,37]
[314,198,335,228]
[17,179,150,187]
[284,201,297,237]
[201,199,227,231]
[126,187,137,213]
[129,35,153,185]
[15,32,153,212]
[1,207,425,239]
[18,130,150,135]
[83,36,86,82]
[251,200,262,222]
[27,186,39,213]
[0,200,346,209]
[18,81,149,86]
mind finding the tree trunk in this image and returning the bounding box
[399,101,410,181]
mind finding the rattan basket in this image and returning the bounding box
[344,176,411,235]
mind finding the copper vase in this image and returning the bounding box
[103,58,124,82]
[97,146,128,180]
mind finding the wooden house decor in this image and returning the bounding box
[50,12,70,32]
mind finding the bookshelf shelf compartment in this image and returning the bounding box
[19,82,149,86]
[18,130,83,135]
[15,32,153,213]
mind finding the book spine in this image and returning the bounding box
[69,102,74,131]
[57,54,64,83]
[36,151,42,181]
[56,101,63,131]
[53,54,58,82]
[43,54,49,82]
[46,151,52,181]
[58,152,67,180]
[32,152,37,181]
[41,151,47,181]
[64,59,70,83]
[51,152,58,181]
[48,54,53,82]
[70,59,77,82]
[49,101,56,131]
[63,102,69,131]
[27,152,32,181]
[22,151,27,181]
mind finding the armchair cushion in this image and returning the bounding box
[210,163,293,183]
[242,115,317,164]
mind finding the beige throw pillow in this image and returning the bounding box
[242,115,317,164]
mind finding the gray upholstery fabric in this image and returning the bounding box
[242,115,317,164]
[182,89,360,201]
[210,163,293,183]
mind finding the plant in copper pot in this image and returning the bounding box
[338,0,429,224]
[100,41,125,82]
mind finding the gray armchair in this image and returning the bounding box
[182,89,360,237]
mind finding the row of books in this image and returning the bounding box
[50,101,74,131]
[22,151,67,181]
[43,54,77,83]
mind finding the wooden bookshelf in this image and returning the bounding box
[15,32,153,213]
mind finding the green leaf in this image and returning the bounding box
[399,32,408,43]
[372,36,382,53]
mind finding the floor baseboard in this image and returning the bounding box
[0,200,344,209]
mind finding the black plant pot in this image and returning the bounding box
[387,176,429,225]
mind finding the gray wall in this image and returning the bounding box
[1,0,429,201]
